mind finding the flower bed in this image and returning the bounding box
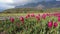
[0,13,60,34]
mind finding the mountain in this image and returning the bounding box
[15,1,60,9]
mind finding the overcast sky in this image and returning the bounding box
[0,0,60,10]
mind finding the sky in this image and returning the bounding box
[0,0,60,10]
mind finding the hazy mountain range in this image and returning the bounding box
[0,0,60,11]
[15,1,60,9]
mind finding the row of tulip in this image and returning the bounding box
[0,13,60,34]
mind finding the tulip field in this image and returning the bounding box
[0,13,60,34]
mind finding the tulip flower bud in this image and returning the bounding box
[10,17,14,23]
[31,13,35,17]
[42,14,47,19]
[20,16,24,21]
[36,15,40,21]
[58,17,60,22]
[20,16,24,24]
[48,21,53,28]
[54,22,58,28]
[26,14,30,18]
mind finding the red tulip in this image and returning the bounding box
[26,14,30,18]
[48,21,53,28]
[58,17,60,22]
[46,13,50,16]
[54,22,58,28]
[53,13,60,17]
[42,14,47,19]
[10,17,14,23]
[20,16,24,21]
[20,16,24,24]
[31,13,35,17]
[36,15,40,21]
[27,14,30,17]
[26,16,28,18]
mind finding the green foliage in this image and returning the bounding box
[0,15,59,34]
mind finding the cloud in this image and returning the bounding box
[12,0,43,6]
[0,0,13,3]
[0,4,15,9]
[11,0,31,6]
[0,0,59,10]
[0,0,14,9]
[0,0,43,9]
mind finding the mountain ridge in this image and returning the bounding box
[15,1,60,9]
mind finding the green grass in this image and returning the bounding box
[0,13,44,17]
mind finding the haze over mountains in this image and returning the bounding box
[0,8,4,12]
[0,0,60,11]
[15,0,60,9]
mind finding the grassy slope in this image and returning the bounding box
[0,13,43,17]
[0,8,60,17]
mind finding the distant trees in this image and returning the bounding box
[2,8,60,13]
[2,8,44,13]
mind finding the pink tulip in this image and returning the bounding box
[20,16,24,24]
[25,16,28,19]
[54,22,58,28]
[48,21,53,28]
[36,15,40,21]
[53,13,60,17]
[47,14,49,16]
[10,17,14,23]
[42,14,47,19]
[58,17,60,22]
[31,13,35,17]
[20,16,24,21]
[46,14,49,16]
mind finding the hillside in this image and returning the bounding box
[1,8,60,13]
[2,8,44,13]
